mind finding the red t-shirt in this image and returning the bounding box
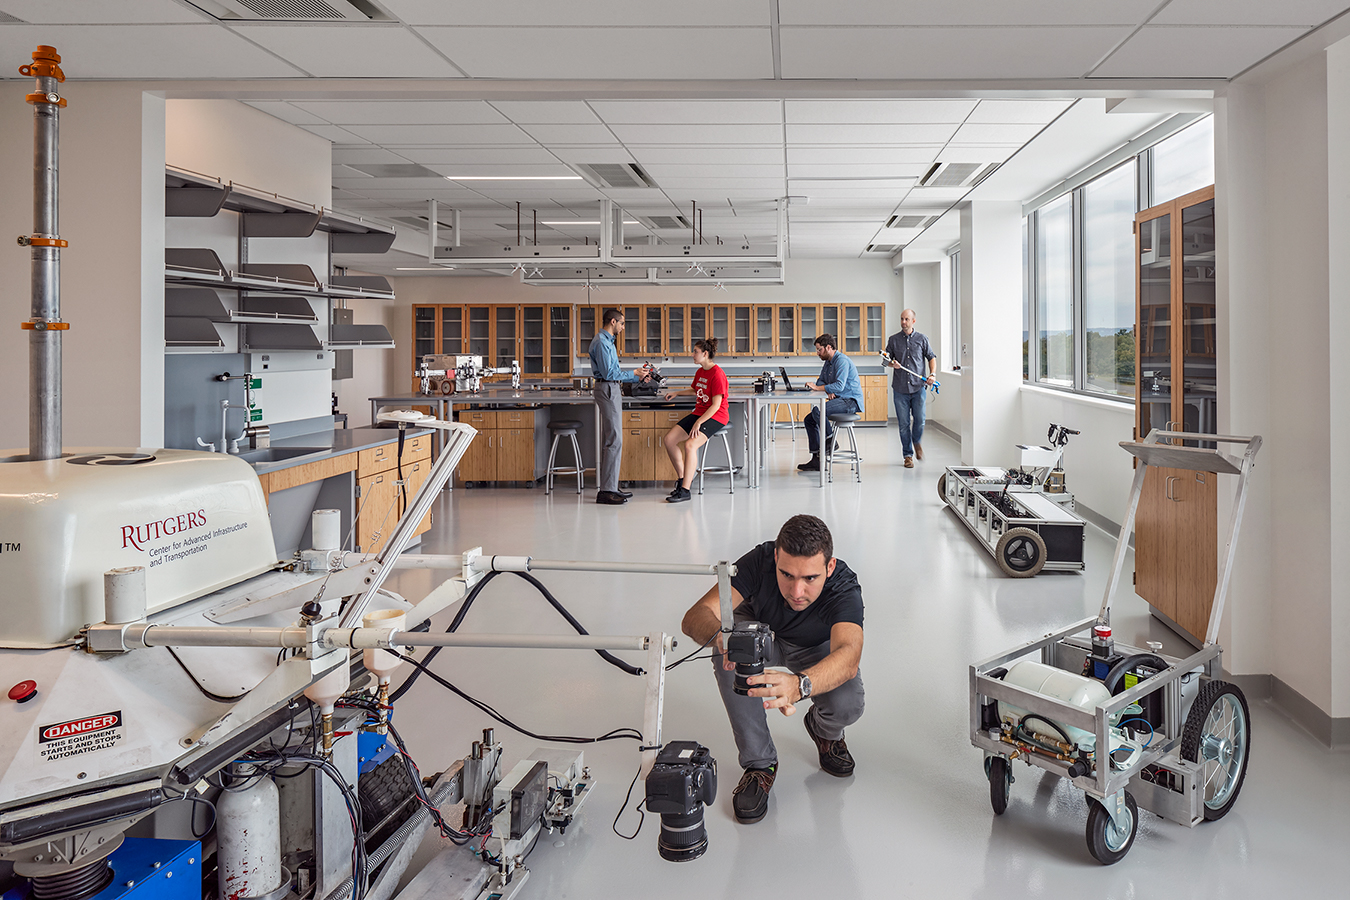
[691,365,730,424]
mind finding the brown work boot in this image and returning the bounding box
[914,442,924,460]
[732,765,776,823]
[903,456,914,468]
[804,708,855,777]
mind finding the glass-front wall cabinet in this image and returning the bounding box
[1137,212,1173,438]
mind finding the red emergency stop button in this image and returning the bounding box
[8,681,37,703]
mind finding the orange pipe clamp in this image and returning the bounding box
[22,322,70,331]
[23,237,67,248]
[21,46,66,107]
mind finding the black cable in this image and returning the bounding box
[509,571,644,676]
[396,428,408,513]
[388,571,500,703]
[665,628,721,670]
[1102,653,1169,696]
[167,647,249,703]
[611,763,645,840]
[1019,713,1073,747]
[395,652,642,745]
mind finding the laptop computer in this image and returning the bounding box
[779,367,813,392]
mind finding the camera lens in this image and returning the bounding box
[733,661,764,696]
[657,809,709,862]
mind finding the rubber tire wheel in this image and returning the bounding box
[1085,790,1138,865]
[937,472,948,504]
[1180,680,1251,821]
[359,752,418,831]
[987,756,1011,815]
[995,527,1047,578]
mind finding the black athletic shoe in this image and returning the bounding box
[804,708,855,777]
[596,491,628,505]
[797,455,821,471]
[666,486,692,503]
[732,765,776,823]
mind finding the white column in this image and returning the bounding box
[959,201,1023,465]
[1326,37,1350,720]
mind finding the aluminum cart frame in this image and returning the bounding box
[939,468,1086,577]
[969,430,1261,864]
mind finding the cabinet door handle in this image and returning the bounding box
[1165,475,1174,500]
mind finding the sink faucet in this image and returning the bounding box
[211,399,247,453]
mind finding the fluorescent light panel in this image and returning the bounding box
[443,175,583,181]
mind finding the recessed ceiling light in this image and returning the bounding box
[443,176,583,181]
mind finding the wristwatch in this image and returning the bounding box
[797,674,813,700]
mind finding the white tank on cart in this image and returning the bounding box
[0,448,278,647]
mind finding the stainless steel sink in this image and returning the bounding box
[236,446,329,464]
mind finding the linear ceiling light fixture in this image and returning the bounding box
[540,220,640,226]
[396,266,456,270]
[443,176,582,181]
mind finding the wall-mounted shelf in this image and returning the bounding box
[327,324,395,349]
[165,316,224,348]
[243,323,324,351]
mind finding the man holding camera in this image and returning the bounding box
[680,515,864,824]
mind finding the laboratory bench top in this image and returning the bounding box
[246,425,432,475]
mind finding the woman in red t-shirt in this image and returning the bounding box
[661,338,729,502]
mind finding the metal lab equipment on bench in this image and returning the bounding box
[969,430,1261,865]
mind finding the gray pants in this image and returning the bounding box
[713,624,865,770]
[593,381,622,492]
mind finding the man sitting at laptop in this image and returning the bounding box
[798,333,863,472]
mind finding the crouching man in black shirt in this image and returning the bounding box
[680,514,864,824]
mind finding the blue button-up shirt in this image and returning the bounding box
[588,330,638,383]
[816,352,864,409]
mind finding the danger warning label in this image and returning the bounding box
[38,710,124,762]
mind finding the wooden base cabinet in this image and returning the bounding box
[356,433,433,554]
[1134,466,1218,642]
[862,375,889,422]
[453,409,540,484]
[618,409,683,484]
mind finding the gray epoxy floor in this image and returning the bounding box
[383,426,1349,899]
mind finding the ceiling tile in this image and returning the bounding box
[333,147,415,165]
[643,165,786,178]
[229,24,463,78]
[1092,25,1308,77]
[243,101,330,127]
[517,124,620,145]
[0,0,207,23]
[383,0,766,26]
[777,0,1156,26]
[546,147,640,165]
[779,26,1132,79]
[0,24,305,77]
[788,147,941,165]
[936,146,1022,163]
[591,101,783,124]
[489,101,602,124]
[290,101,506,125]
[950,123,1046,143]
[391,147,563,164]
[634,147,785,165]
[419,26,773,79]
[297,124,370,143]
[785,100,977,124]
[1151,0,1349,26]
[656,178,787,189]
[787,163,931,178]
[424,164,582,178]
[610,124,783,145]
[339,124,535,144]
[787,123,960,144]
[967,99,1075,124]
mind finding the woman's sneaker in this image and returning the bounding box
[666,486,692,503]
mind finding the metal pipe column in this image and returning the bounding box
[20,46,68,461]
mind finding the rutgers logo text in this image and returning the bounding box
[121,510,207,550]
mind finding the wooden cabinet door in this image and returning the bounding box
[619,428,651,481]
[651,429,678,483]
[458,430,497,482]
[357,469,399,554]
[863,384,889,422]
[1134,466,1175,621]
[499,428,535,481]
[404,458,433,537]
[1172,469,1218,640]
[577,307,596,358]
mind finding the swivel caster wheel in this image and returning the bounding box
[1085,791,1138,865]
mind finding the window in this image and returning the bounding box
[1081,161,1138,397]
[1035,194,1074,387]
[1021,222,1029,380]
[1151,117,1214,205]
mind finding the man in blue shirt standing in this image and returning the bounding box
[798,333,863,472]
[588,308,651,504]
[884,309,937,469]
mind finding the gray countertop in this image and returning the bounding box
[247,425,432,475]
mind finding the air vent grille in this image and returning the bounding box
[866,244,900,254]
[887,215,927,229]
[639,215,691,230]
[0,11,26,22]
[574,163,656,189]
[918,162,1001,189]
[192,0,388,21]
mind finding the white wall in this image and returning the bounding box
[0,83,165,451]
[1327,37,1350,722]
[1018,387,1135,524]
[334,298,397,428]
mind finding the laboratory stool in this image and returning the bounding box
[826,412,862,484]
[696,429,737,495]
[769,402,797,443]
[545,420,585,495]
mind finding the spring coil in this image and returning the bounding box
[29,858,113,900]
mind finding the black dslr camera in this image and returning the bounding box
[725,622,773,696]
[645,741,718,862]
